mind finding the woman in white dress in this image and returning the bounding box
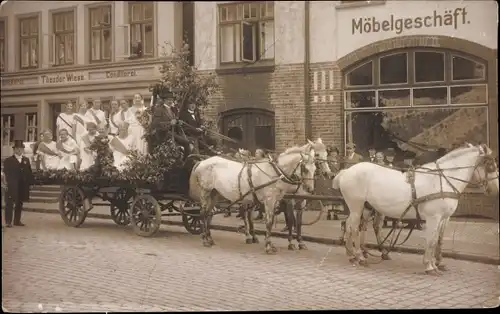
[108,100,122,135]
[56,100,76,137]
[85,98,107,129]
[79,122,98,171]
[126,93,148,155]
[73,101,91,145]
[37,129,61,170]
[56,129,79,170]
[109,122,137,171]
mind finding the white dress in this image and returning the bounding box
[38,141,61,170]
[79,132,97,171]
[56,112,75,136]
[73,113,91,146]
[85,109,107,128]
[126,106,148,155]
[110,134,136,171]
[57,138,79,170]
[109,111,124,135]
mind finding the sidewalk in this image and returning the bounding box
[18,201,500,265]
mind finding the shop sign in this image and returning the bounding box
[40,72,86,84]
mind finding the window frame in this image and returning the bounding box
[128,2,155,59]
[51,10,76,67]
[1,114,15,148]
[217,1,275,66]
[344,60,375,88]
[450,54,487,83]
[24,112,38,142]
[89,5,113,63]
[378,51,409,86]
[19,15,40,70]
[0,18,6,73]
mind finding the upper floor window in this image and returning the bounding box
[129,2,154,58]
[1,114,15,147]
[218,2,275,64]
[25,113,37,142]
[52,11,75,66]
[0,20,5,72]
[19,16,39,69]
[90,6,112,63]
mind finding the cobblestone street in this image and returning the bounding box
[2,212,499,312]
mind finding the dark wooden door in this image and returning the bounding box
[222,109,275,153]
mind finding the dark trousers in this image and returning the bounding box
[5,195,23,225]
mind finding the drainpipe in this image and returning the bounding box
[304,1,312,140]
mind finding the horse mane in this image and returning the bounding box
[281,145,306,156]
[435,146,477,164]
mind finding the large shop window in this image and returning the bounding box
[344,49,489,158]
[218,2,274,64]
[0,20,5,72]
[19,16,39,69]
[51,11,75,66]
[89,5,112,63]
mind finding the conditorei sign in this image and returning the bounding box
[352,7,470,35]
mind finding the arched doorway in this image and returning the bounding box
[221,108,275,153]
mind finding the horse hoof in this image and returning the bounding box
[265,247,277,254]
[298,243,308,250]
[362,251,369,259]
[252,237,259,244]
[425,269,441,276]
[437,264,449,271]
[381,253,392,261]
[245,238,253,244]
[203,241,212,248]
[349,258,357,264]
[208,239,215,246]
[358,259,369,267]
[288,244,297,251]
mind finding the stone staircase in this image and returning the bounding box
[29,185,61,204]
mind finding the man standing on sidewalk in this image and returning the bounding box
[3,140,34,228]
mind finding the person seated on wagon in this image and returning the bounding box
[342,142,363,169]
[37,129,62,170]
[254,148,266,160]
[179,102,217,155]
[56,129,79,170]
[109,122,136,171]
[108,100,122,136]
[79,122,98,171]
[56,100,76,137]
[86,99,107,128]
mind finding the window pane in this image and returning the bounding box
[220,25,234,63]
[378,89,410,108]
[91,30,101,60]
[131,23,141,55]
[414,51,444,83]
[55,15,64,32]
[144,23,153,54]
[21,20,29,36]
[413,87,447,106]
[90,9,100,27]
[30,18,38,34]
[144,3,153,20]
[102,7,111,25]
[220,6,227,22]
[452,55,486,80]
[227,5,237,21]
[266,2,274,17]
[65,13,74,31]
[243,4,250,19]
[260,21,274,60]
[250,3,258,18]
[65,34,74,62]
[131,4,142,22]
[242,22,255,61]
[450,85,487,104]
[346,61,373,86]
[102,29,111,59]
[56,35,64,64]
[345,91,376,109]
[234,23,241,62]
[21,39,30,67]
[380,53,407,84]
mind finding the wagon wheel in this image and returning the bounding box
[110,188,135,226]
[58,186,87,227]
[130,194,162,237]
[181,201,212,235]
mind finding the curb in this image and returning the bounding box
[22,207,500,266]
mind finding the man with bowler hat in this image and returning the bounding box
[3,140,34,227]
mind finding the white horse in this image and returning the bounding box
[189,139,330,253]
[332,143,498,274]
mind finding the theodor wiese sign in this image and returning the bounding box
[352,7,470,35]
[40,72,86,84]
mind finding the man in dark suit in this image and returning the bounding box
[3,140,34,227]
[179,102,217,154]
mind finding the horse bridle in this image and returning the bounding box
[268,152,316,194]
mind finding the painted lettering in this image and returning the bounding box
[41,73,86,84]
[351,7,470,35]
[2,78,24,86]
[105,70,137,79]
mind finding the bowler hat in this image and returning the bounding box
[12,140,25,149]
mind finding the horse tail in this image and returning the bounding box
[188,161,203,201]
[332,169,346,190]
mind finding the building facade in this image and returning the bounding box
[194,0,498,218]
[0,0,190,157]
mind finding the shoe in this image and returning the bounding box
[14,222,25,227]
[6,224,12,228]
